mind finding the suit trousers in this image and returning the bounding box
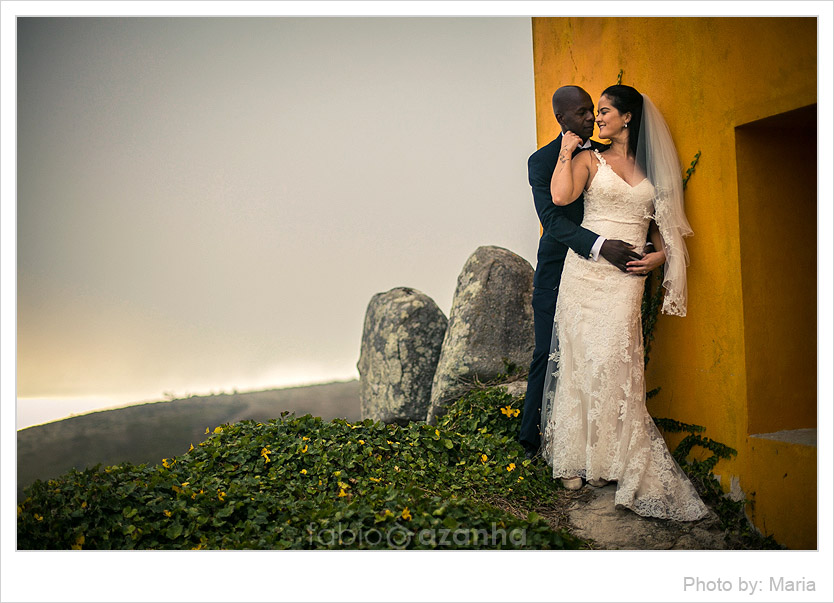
[519,286,558,453]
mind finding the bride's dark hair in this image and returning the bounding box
[601,84,644,163]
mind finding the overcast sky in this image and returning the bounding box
[16,17,539,427]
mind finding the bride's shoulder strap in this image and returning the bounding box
[592,148,606,165]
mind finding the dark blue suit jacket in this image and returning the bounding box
[528,135,608,290]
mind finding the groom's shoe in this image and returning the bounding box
[521,442,539,461]
[561,477,583,491]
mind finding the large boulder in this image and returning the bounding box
[426,246,534,424]
[357,287,448,425]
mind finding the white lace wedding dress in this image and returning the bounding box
[541,150,709,522]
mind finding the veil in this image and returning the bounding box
[635,94,693,316]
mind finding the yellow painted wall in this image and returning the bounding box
[747,435,817,550]
[531,17,817,548]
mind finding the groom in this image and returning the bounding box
[519,85,641,460]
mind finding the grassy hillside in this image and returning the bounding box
[17,381,360,501]
[17,387,581,550]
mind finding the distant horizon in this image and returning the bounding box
[17,373,360,430]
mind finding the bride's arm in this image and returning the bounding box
[550,133,591,206]
[648,220,666,253]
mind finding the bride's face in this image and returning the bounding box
[596,95,630,140]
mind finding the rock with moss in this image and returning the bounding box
[357,287,448,425]
[427,246,534,424]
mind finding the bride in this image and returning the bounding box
[540,84,708,521]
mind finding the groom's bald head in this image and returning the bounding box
[552,86,590,114]
[552,86,595,141]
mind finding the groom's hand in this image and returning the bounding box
[600,239,642,272]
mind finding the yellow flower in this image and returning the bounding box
[213,426,223,434]
[81,501,87,509]
[162,458,171,468]
[481,454,488,463]
[260,447,272,463]
[435,429,440,437]
[188,443,194,452]
[338,481,350,490]
[369,477,382,482]
[500,405,520,418]
[517,476,524,482]
[386,440,393,445]
[358,439,365,445]
[401,507,412,521]
[181,482,190,487]
[163,509,172,517]
[506,463,516,472]
[302,436,310,441]
[318,480,323,486]
[333,471,341,477]
[301,444,308,453]
[300,469,308,475]
[383,509,394,518]
[205,427,210,434]
[394,465,400,472]
[338,489,348,497]
[218,491,226,502]
[34,513,43,521]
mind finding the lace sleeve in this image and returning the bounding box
[653,188,692,316]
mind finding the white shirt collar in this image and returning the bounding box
[578,139,593,150]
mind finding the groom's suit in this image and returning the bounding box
[519,135,609,454]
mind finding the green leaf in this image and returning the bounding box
[166,522,183,539]
[217,505,235,518]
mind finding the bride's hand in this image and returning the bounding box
[560,131,583,155]
[626,250,666,276]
